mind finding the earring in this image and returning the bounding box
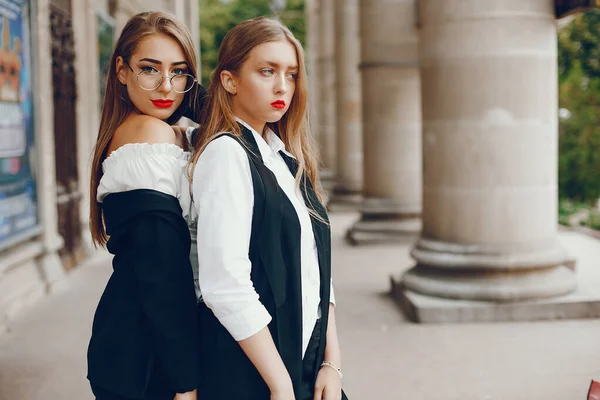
[119,87,129,102]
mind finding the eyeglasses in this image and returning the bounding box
[125,60,197,94]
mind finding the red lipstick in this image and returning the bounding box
[152,99,174,108]
[271,100,286,109]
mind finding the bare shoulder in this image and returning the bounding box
[109,115,182,153]
[125,115,178,144]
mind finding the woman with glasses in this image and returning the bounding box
[87,12,200,400]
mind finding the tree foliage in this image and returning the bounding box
[558,9,600,202]
[199,0,306,84]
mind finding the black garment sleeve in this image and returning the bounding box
[181,84,206,124]
[127,211,199,393]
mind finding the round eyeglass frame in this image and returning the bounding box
[124,60,197,94]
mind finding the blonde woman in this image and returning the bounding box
[190,17,348,400]
[87,12,201,400]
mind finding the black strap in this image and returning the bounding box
[278,150,299,176]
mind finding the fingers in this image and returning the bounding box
[315,383,343,400]
[324,385,342,400]
[313,382,324,400]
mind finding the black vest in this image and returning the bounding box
[196,125,332,399]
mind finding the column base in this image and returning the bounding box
[327,187,362,212]
[392,233,584,321]
[37,250,69,294]
[319,168,336,187]
[406,236,578,301]
[391,269,599,323]
[36,232,68,293]
[346,196,421,245]
[346,215,421,245]
[400,263,576,302]
[411,236,574,270]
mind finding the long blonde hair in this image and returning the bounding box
[190,17,324,210]
[90,11,200,247]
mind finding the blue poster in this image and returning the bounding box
[0,0,39,250]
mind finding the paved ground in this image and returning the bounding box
[1,211,599,400]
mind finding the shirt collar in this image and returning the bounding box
[234,117,296,160]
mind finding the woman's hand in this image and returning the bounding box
[173,389,197,400]
[313,366,342,400]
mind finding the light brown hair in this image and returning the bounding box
[89,11,199,247]
[190,17,324,212]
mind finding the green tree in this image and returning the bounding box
[279,0,306,46]
[558,9,600,202]
[199,0,306,84]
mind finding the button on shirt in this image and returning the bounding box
[192,118,335,357]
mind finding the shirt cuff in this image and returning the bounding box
[214,301,272,341]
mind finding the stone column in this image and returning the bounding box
[114,0,138,36]
[33,0,67,289]
[305,0,319,139]
[188,0,201,78]
[396,0,576,314]
[172,0,201,84]
[317,0,337,186]
[346,0,422,244]
[329,0,363,208]
[173,0,185,19]
[72,0,100,255]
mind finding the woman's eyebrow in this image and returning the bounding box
[138,57,188,66]
[262,60,299,70]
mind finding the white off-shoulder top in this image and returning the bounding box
[97,142,194,222]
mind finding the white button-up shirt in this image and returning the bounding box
[192,118,335,357]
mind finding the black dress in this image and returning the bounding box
[87,144,200,400]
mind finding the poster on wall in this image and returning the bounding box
[0,0,39,251]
